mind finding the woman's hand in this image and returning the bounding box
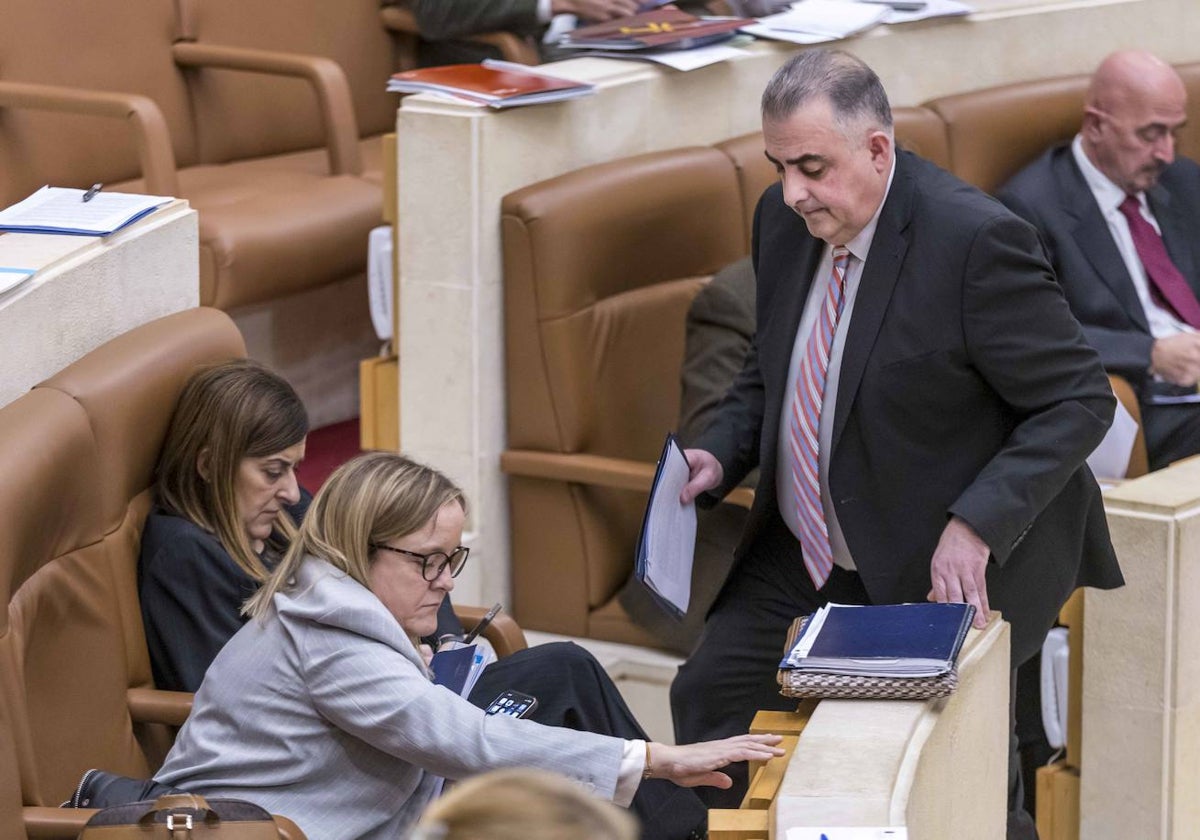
[647,734,785,788]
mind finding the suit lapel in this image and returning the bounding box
[1057,153,1151,332]
[830,153,912,453]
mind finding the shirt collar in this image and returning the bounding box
[1072,133,1144,213]
[842,154,897,263]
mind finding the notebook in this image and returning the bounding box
[781,602,974,677]
[387,60,594,109]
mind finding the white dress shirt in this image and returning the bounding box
[1071,134,1194,340]
[776,158,896,573]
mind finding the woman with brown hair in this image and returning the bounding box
[139,359,310,693]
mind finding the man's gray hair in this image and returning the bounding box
[761,49,893,136]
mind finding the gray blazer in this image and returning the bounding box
[156,556,623,840]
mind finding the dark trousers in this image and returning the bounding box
[1142,400,1200,470]
[670,515,1039,838]
[469,642,706,840]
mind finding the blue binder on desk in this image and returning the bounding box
[781,602,975,678]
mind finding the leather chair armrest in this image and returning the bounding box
[379,6,539,67]
[454,604,528,657]
[171,42,361,176]
[24,806,94,838]
[0,81,179,196]
[500,449,755,509]
[127,687,193,727]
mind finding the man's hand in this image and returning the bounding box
[551,0,639,21]
[1151,333,1200,387]
[680,448,723,504]
[927,516,990,629]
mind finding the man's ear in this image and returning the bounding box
[196,447,211,483]
[1081,107,1104,140]
[867,130,893,173]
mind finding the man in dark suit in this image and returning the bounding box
[670,50,1123,836]
[998,51,1200,471]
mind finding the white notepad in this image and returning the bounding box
[0,186,173,236]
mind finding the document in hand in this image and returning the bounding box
[386,59,595,109]
[560,9,750,51]
[0,186,173,237]
[633,434,698,618]
[780,602,975,677]
[430,643,492,698]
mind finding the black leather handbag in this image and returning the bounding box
[77,792,283,839]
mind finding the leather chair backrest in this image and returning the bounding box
[1175,61,1200,163]
[177,0,402,163]
[0,309,243,807]
[501,147,745,639]
[502,146,745,459]
[926,74,1090,193]
[715,107,949,251]
[0,0,197,206]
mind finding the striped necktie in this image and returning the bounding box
[787,246,850,590]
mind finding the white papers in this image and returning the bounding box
[861,0,972,24]
[787,829,908,840]
[580,43,749,71]
[0,186,172,237]
[0,266,36,296]
[748,1,889,42]
[1086,400,1138,480]
[636,435,697,616]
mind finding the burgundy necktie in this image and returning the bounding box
[1118,195,1200,328]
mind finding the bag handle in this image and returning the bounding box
[137,793,222,832]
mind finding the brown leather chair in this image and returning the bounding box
[715,106,951,250]
[0,309,245,838]
[175,0,405,189]
[500,147,749,645]
[0,0,380,314]
[1174,61,1200,163]
[1108,374,1150,479]
[924,74,1090,194]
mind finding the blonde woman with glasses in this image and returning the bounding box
[153,452,783,840]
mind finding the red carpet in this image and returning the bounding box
[297,417,362,493]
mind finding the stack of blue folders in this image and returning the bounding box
[777,602,975,700]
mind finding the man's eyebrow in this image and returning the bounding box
[763,150,827,167]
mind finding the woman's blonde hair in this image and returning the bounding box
[155,359,308,582]
[413,768,638,840]
[245,451,465,620]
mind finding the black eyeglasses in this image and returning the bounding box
[369,543,470,581]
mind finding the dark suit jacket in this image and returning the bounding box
[997,145,1200,394]
[695,150,1123,665]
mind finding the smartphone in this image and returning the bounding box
[484,690,538,719]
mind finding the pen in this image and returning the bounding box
[463,602,503,644]
[81,183,103,203]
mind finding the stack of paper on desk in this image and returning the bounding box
[0,186,172,237]
[743,0,889,44]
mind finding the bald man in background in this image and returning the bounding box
[999,51,1200,470]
